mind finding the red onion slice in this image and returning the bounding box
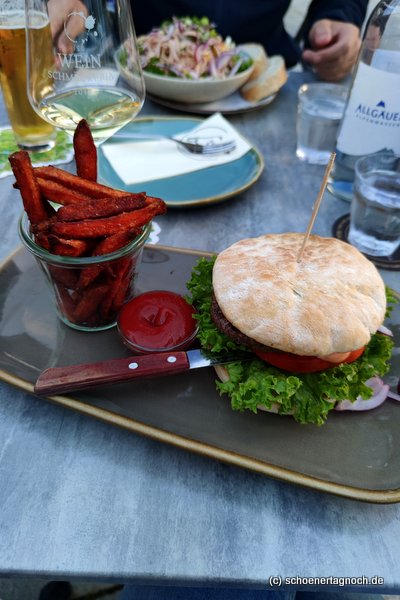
[387,390,400,402]
[209,56,218,78]
[195,44,206,64]
[229,57,243,77]
[215,51,234,72]
[334,376,389,412]
[165,24,174,40]
[169,65,185,78]
[377,324,394,337]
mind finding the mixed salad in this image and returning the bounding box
[137,16,252,79]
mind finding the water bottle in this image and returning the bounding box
[328,0,400,201]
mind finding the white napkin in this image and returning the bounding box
[101,113,252,185]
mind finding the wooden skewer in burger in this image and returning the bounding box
[187,153,394,424]
[296,152,336,264]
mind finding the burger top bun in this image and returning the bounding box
[212,233,386,357]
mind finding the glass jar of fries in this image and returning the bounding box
[19,212,151,332]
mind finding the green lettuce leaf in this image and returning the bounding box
[186,256,394,426]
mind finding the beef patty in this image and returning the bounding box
[211,294,274,352]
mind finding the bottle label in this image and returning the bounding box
[337,61,400,156]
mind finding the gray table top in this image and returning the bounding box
[0,72,399,592]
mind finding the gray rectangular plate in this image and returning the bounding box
[1,244,400,503]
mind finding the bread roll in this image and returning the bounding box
[240,55,287,102]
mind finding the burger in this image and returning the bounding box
[187,233,394,425]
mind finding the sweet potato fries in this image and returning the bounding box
[10,119,167,328]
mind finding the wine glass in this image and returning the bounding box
[25,0,145,145]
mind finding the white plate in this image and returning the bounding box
[99,116,264,208]
[147,89,278,115]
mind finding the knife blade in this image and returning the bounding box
[34,349,250,396]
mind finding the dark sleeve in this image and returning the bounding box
[300,0,369,44]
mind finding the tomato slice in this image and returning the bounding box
[254,347,365,373]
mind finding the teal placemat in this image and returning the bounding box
[0,128,74,178]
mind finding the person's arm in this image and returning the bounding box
[299,0,368,81]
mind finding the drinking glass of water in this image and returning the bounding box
[296,83,348,165]
[25,0,145,145]
[348,152,400,257]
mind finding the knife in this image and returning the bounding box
[34,349,250,396]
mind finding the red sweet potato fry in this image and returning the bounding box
[55,283,77,323]
[56,193,146,221]
[9,151,52,224]
[49,265,79,289]
[73,119,97,182]
[73,283,109,323]
[111,269,132,314]
[47,235,91,257]
[99,287,116,322]
[34,232,52,252]
[31,215,58,234]
[34,166,130,199]
[77,230,140,288]
[77,265,103,289]
[50,197,167,238]
[94,230,141,256]
[37,177,94,206]
[100,259,132,321]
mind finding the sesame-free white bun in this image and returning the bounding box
[212,233,386,357]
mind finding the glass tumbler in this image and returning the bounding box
[348,152,400,257]
[19,212,151,331]
[296,83,348,165]
[0,0,56,151]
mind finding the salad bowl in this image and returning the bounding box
[137,16,254,103]
[142,64,254,104]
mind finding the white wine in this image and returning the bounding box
[26,0,145,145]
[38,87,142,141]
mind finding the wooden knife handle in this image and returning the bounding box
[34,352,190,396]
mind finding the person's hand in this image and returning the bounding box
[302,19,361,81]
[48,0,87,54]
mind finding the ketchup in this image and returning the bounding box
[118,290,198,352]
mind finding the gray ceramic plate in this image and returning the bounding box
[1,244,400,503]
[98,117,264,208]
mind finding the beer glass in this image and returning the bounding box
[25,0,145,145]
[0,0,56,151]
